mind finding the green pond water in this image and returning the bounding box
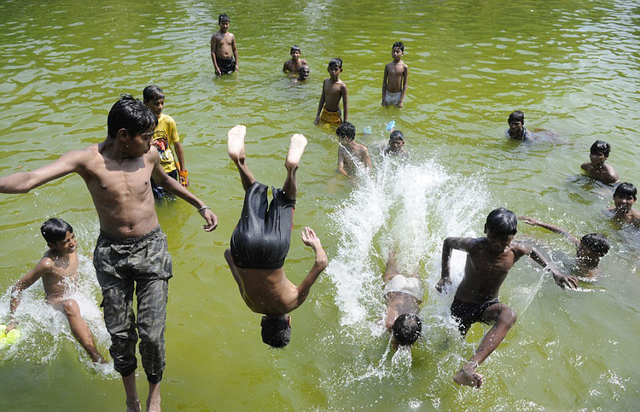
[1,0,640,410]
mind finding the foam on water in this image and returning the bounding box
[0,254,116,377]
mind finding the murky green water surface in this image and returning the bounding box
[1,0,639,410]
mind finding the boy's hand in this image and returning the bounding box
[435,277,452,293]
[179,174,190,188]
[301,227,322,249]
[518,216,539,226]
[553,273,578,290]
[313,116,320,125]
[398,101,404,108]
[214,66,221,76]
[381,100,387,107]
[199,208,218,232]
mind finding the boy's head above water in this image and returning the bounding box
[579,233,610,258]
[297,64,310,81]
[336,122,356,141]
[484,208,517,252]
[41,218,76,254]
[261,315,291,348]
[507,110,525,138]
[290,45,301,58]
[388,130,405,151]
[392,41,405,60]
[613,182,637,212]
[107,94,157,141]
[218,13,230,24]
[392,314,422,347]
[590,140,611,159]
[327,58,343,79]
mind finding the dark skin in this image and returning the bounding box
[581,152,618,185]
[436,229,577,388]
[608,194,640,228]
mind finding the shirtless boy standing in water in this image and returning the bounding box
[384,250,422,348]
[381,42,408,108]
[0,94,217,412]
[314,58,348,125]
[210,13,238,75]
[7,218,105,363]
[224,125,328,348]
[436,208,577,388]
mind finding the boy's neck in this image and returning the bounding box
[393,58,403,64]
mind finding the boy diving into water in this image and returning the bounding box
[224,125,328,348]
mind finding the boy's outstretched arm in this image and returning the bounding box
[523,243,578,289]
[314,85,326,125]
[0,150,84,194]
[436,237,473,292]
[342,84,348,123]
[519,216,579,246]
[6,259,51,332]
[295,227,328,308]
[399,66,408,108]
[381,66,388,106]
[150,150,218,231]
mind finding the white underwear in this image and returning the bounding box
[385,274,423,300]
[384,91,402,105]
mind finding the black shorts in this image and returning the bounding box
[218,57,236,74]
[230,182,295,269]
[451,297,500,334]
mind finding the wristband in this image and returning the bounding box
[197,206,210,213]
[179,170,188,178]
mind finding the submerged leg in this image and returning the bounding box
[282,133,307,201]
[228,125,256,191]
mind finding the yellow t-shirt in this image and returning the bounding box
[153,113,180,173]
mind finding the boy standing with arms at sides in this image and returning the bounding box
[224,125,328,348]
[6,218,105,363]
[506,111,533,140]
[519,216,610,278]
[608,182,640,228]
[0,94,218,412]
[381,42,408,108]
[336,122,371,179]
[283,45,308,74]
[210,13,238,76]
[314,58,348,125]
[143,85,189,201]
[435,208,577,388]
[581,140,619,184]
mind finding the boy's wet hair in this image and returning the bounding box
[485,208,518,236]
[290,45,301,53]
[581,233,610,257]
[613,182,637,200]
[107,94,157,139]
[41,218,73,244]
[590,140,611,157]
[393,41,405,52]
[218,13,230,23]
[261,316,291,348]
[143,85,164,103]
[328,57,343,69]
[392,314,422,346]
[508,110,525,124]
[336,122,356,140]
[390,130,404,141]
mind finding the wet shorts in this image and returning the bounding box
[320,107,342,125]
[450,297,500,334]
[218,57,236,74]
[230,181,295,269]
[384,91,402,106]
[385,274,423,300]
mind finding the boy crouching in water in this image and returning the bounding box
[224,125,328,348]
[436,208,577,388]
[7,218,105,363]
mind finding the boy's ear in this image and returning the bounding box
[116,128,130,142]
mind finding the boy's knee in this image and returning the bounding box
[62,299,80,316]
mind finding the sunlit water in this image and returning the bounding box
[1,0,640,410]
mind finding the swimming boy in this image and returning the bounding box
[336,122,371,179]
[608,182,640,228]
[314,58,348,125]
[384,130,408,157]
[581,140,619,185]
[435,208,577,388]
[210,13,238,76]
[519,216,610,278]
[143,85,189,201]
[294,64,310,83]
[384,250,422,348]
[224,125,328,348]
[0,94,218,412]
[382,42,408,108]
[506,111,533,140]
[6,218,105,363]
[283,45,308,74]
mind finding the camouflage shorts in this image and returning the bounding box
[93,226,172,383]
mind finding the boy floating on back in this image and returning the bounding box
[224,125,328,348]
[581,140,619,185]
[336,122,371,179]
[519,216,610,278]
[382,42,408,108]
[211,13,238,75]
[283,45,308,75]
[436,208,577,388]
[314,58,348,125]
[6,218,105,363]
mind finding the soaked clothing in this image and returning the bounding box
[385,274,423,301]
[93,226,172,384]
[320,107,342,125]
[384,91,402,106]
[230,181,295,270]
[218,57,236,74]
[450,297,500,335]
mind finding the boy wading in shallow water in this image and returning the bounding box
[314,58,348,125]
[381,41,408,108]
[224,125,328,348]
[435,208,577,388]
[7,218,105,363]
[0,95,218,412]
[210,13,238,76]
